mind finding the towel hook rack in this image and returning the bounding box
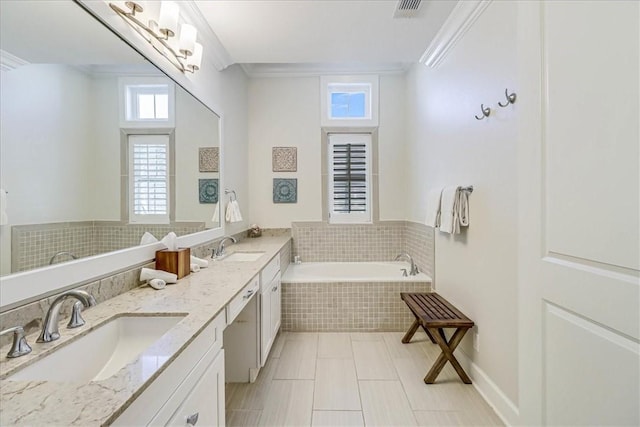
[225,188,237,201]
[498,88,517,107]
[474,104,491,120]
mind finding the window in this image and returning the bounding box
[328,133,372,224]
[126,85,169,121]
[128,134,170,224]
[119,77,175,128]
[321,75,379,127]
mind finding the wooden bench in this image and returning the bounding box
[400,292,475,384]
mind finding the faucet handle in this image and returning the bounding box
[0,326,32,358]
[67,301,86,329]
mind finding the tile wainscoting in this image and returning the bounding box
[281,281,431,332]
[291,221,434,278]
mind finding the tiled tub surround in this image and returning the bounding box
[291,220,435,278]
[281,262,432,332]
[0,235,291,425]
[11,221,205,273]
[0,229,262,348]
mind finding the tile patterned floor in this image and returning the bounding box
[226,332,504,427]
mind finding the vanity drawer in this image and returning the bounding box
[226,275,259,325]
[260,255,280,290]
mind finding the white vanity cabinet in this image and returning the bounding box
[260,256,281,366]
[113,312,226,427]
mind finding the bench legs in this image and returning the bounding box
[402,316,441,344]
[425,327,472,384]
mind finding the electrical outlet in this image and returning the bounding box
[473,332,479,352]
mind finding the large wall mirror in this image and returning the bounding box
[0,2,222,286]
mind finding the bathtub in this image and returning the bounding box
[282,261,432,283]
[280,262,432,332]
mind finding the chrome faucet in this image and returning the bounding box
[37,290,97,343]
[395,253,419,276]
[212,236,237,259]
[0,326,32,358]
[49,251,78,265]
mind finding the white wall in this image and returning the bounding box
[0,65,95,274]
[247,75,407,227]
[405,0,519,409]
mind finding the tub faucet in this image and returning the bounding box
[395,253,419,276]
[37,290,97,343]
[212,236,237,259]
[49,251,78,265]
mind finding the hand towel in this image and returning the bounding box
[232,200,243,222]
[190,263,201,273]
[440,186,459,234]
[225,200,243,223]
[190,255,209,268]
[0,189,8,226]
[211,202,219,223]
[456,188,470,229]
[424,188,443,228]
[140,267,178,284]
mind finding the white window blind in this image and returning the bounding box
[128,134,170,224]
[328,133,372,224]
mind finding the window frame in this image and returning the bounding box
[119,77,175,128]
[320,75,379,127]
[326,132,374,225]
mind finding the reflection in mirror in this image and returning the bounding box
[0,1,221,276]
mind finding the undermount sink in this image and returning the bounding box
[7,314,185,383]
[222,251,265,262]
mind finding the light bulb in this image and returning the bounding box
[187,43,203,71]
[158,1,179,38]
[179,24,197,57]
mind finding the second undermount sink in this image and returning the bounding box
[222,251,265,262]
[7,314,185,383]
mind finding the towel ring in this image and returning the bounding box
[474,104,491,120]
[498,88,517,107]
[225,188,237,201]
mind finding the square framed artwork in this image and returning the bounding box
[273,178,297,203]
[199,178,219,204]
[199,147,219,172]
[272,147,297,172]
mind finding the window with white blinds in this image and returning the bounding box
[128,134,170,224]
[328,133,372,224]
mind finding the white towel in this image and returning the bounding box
[211,202,219,223]
[140,232,158,245]
[190,255,209,268]
[440,186,459,234]
[225,200,243,223]
[424,188,443,228]
[440,186,471,234]
[0,189,8,226]
[456,189,470,229]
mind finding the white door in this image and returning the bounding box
[517,1,639,425]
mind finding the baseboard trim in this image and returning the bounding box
[457,351,520,426]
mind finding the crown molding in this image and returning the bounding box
[181,1,234,71]
[241,62,410,78]
[0,49,29,72]
[419,0,492,68]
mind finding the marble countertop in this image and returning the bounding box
[0,235,290,426]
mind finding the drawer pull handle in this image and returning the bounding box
[186,412,199,425]
[243,289,255,299]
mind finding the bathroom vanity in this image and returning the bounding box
[0,235,290,426]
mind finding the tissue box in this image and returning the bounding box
[155,248,191,279]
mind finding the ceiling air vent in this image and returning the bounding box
[393,0,423,18]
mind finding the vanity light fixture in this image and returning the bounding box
[109,1,203,73]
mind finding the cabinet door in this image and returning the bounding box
[260,287,272,366]
[270,274,281,339]
[166,350,225,427]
